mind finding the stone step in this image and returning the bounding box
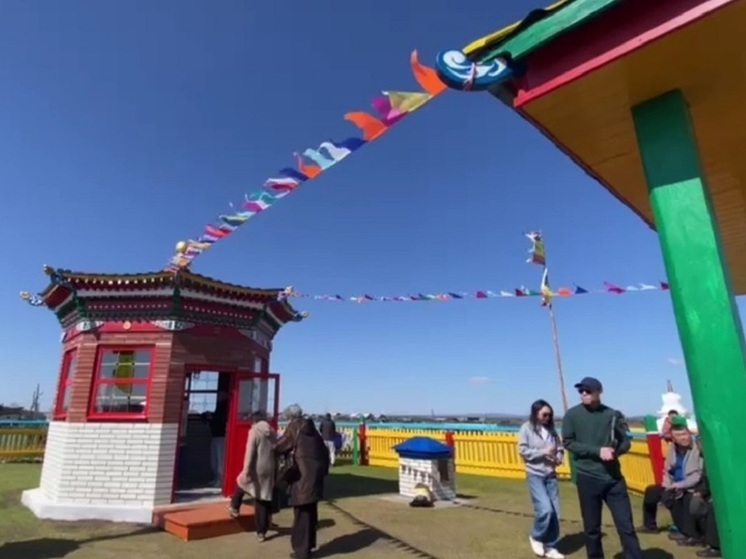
[152,502,255,541]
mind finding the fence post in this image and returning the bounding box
[445,430,455,456]
[358,422,368,466]
[644,415,664,486]
[352,428,360,466]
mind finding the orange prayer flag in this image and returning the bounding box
[343,112,388,141]
[410,50,447,96]
[294,153,321,179]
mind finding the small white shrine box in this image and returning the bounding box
[394,437,456,501]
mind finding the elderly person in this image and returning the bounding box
[228,410,277,540]
[274,404,305,511]
[280,416,329,559]
[639,415,702,539]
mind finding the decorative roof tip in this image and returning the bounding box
[666,379,675,393]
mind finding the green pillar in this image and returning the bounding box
[632,89,746,559]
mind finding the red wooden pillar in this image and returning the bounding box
[444,430,455,456]
[644,415,664,486]
[358,422,368,466]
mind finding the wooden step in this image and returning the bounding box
[152,502,255,541]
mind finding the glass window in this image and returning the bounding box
[55,350,77,418]
[89,348,153,418]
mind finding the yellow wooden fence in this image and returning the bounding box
[366,428,655,494]
[0,428,47,461]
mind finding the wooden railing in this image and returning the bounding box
[0,427,47,462]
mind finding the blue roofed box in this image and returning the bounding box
[394,437,456,501]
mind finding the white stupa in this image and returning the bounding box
[656,380,698,432]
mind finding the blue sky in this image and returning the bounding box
[1,0,743,417]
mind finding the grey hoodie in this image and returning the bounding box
[518,421,564,477]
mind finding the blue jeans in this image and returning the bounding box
[527,473,561,547]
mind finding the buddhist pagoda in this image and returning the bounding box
[21,265,305,523]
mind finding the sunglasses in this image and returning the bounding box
[539,412,553,418]
[577,388,593,395]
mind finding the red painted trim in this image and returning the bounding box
[516,107,654,228]
[53,349,77,420]
[62,322,273,353]
[515,0,734,107]
[87,346,155,421]
[645,432,665,486]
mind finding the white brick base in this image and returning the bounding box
[22,421,178,523]
[398,457,456,501]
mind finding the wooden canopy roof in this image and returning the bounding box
[461,0,746,294]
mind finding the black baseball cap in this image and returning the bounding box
[574,377,603,393]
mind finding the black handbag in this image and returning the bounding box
[279,453,300,484]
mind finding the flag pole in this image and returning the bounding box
[527,231,570,413]
[547,301,570,413]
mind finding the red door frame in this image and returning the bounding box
[223,372,280,497]
[171,366,238,503]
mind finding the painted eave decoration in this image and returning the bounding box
[461,0,622,64]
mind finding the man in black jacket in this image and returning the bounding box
[562,377,642,559]
[318,413,337,467]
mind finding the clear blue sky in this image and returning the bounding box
[2,0,743,417]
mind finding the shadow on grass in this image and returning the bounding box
[616,551,674,559]
[265,517,336,541]
[320,502,440,559]
[325,473,399,500]
[0,526,158,559]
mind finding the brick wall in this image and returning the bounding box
[39,421,178,507]
[399,457,456,501]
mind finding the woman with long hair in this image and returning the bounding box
[518,399,565,558]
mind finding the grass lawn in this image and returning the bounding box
[0,463,703,559]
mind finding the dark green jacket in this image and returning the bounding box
[561,403,631,481]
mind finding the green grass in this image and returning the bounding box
[0,464,703,559]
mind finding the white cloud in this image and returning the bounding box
[667,358,683,366]
[468,376,491,385]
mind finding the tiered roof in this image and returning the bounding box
[31,266,305,333]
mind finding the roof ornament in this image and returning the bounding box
[434,49,514,91]
[19,291,44,307]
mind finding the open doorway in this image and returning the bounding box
[174,370,230,504]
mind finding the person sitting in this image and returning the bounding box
[688,441,721,557]
[639,416,702,539]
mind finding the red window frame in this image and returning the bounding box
[88,346,155,421]
[54,349,78,419]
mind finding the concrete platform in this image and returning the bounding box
[22,488,154,524]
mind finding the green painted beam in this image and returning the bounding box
[632,89,746,559]
[474,0,621,63]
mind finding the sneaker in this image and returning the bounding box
[668,531,687,541]
[529,536,545,557]
[637,525,659,534]
[227,506,239,518]
[697,548,722,558]
[678,537,704,547]
[256,533,266,542]
[544,548,565,559]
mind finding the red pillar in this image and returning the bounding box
[445,430,455,453]
[358,422,368,466]
[644,415,664,486]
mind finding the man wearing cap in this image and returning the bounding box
[639,415,702,541]
[562,377,642,559]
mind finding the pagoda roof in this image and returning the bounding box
[39,267,286,301]
[29,266,305,331]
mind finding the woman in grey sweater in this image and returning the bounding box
[518,399,565,559]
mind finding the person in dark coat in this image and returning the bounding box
[275,404,305,511]
[281,417,329,559]
[688,442,721,557]
[319,413,337,466]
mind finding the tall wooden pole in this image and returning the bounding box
[547,302,569,413]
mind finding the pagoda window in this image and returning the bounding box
[54,349,78,419]
[89,348,153,419]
